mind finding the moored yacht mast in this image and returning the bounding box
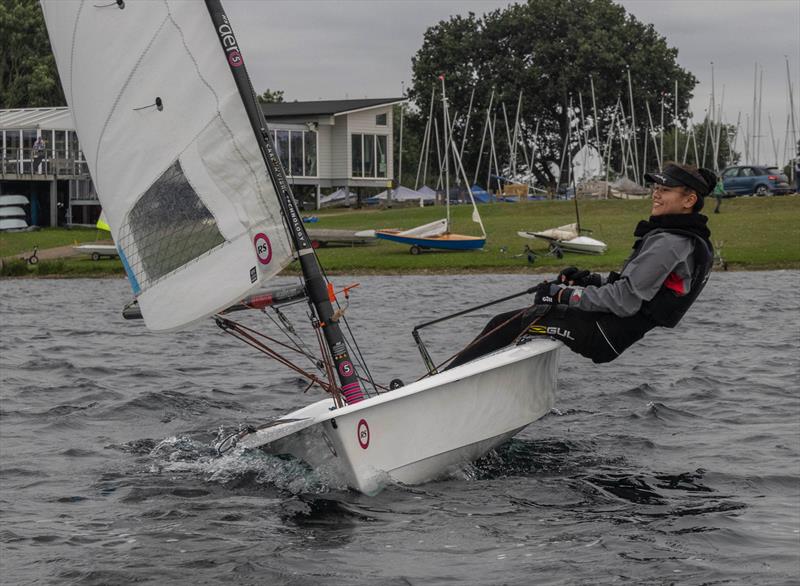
[205,0,364,404]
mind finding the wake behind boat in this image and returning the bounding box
[41,0,559,494]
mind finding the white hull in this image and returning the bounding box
[238,338,560,494]
[0,218,28,231]
[517,230,607,255]
[73,244,120,259]
[554,236,608,255]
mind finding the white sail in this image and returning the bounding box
[41,0,294,331]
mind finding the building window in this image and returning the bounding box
[290,131,303,176]
[271,129,317,177]
[351,133,388,178]
[351,134,363,177]
[375,113,387,126]
[304,131,317,176]
[54,130,66,159]
[275,130,290,172]
[364,134,374,178]
[376,135,387,177]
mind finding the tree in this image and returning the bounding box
[407,0,698,189]
[1,0,65,108]
[257,89,285,104]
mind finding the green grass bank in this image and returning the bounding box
[1,196,798,278]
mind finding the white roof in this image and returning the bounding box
[0,107,75,131]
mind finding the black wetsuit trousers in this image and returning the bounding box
[448,304,656,368]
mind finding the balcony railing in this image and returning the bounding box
[1,147,90,179]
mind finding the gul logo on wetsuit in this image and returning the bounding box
[528,324,575,341]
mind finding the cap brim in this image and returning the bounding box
[644,172,682,187]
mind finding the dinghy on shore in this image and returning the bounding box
[518,223,608,255]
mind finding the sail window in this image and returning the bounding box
[117,160,224,289]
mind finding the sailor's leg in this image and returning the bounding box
[526,307,653,363]
[447,306,539,369]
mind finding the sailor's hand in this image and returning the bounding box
[534,282,562,305]
[558,266,601,287]
[557,266,580,284]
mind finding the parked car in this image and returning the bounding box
[720,165,792,196]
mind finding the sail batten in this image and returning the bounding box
[42,0,295,331]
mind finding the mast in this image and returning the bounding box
[414,85,436,189]
[626,66,639,184]
[205,0,364,405]
[786,57,797,160]
[659,94,664,169]
[398,97,404,187]
[675,78,679,163]
[459,86,476,160]
[590,75,601,160]
[438,79,451,229]
[511,91,523,178]
[473,88,494,185]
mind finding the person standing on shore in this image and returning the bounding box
[712,175,725,213]
[32,136,46,174]
[448,162,716,367]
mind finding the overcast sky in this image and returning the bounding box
[226,0,800,163]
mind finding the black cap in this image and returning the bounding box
[645,164,715,197]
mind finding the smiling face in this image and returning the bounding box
[650,184,697,216]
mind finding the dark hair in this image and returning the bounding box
[662,161,714,212]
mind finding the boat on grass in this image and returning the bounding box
[518,223,608,255]
[376,77,486,255]
[73,243,120,261]
[375,219,484,254]
[42,0,559,494]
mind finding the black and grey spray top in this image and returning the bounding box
[564,214,713,327]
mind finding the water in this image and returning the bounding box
[1,272,798,585]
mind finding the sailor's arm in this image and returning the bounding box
[566,233,695,317]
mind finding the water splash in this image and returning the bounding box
[146,434,348,495]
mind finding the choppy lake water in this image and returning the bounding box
[1,272,799,585]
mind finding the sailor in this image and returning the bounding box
[449,162,716,367]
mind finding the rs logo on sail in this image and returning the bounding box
[253,233,273,265]
[216,15,243,67]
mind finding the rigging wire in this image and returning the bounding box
[416,309,545,379]
[215,316,335,396]
[261,305,323,372]
[318,265,380,397]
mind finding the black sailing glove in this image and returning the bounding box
[558,266,602,287]
[534,282,572,305]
